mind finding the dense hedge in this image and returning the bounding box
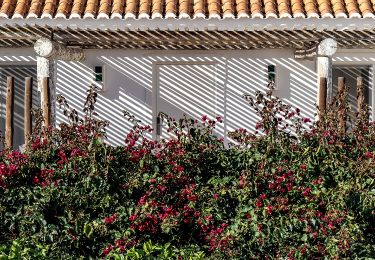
[0,86,374,259]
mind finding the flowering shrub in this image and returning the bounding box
[0,84,374,259]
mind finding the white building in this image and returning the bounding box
[0,0,374,147]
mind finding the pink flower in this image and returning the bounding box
[213,193,219,200]
[300,164,307,171]
[32,176,40,184]
[303,117,311,123]
[174,165,184,172]
[364,151,373,159]
[104,214,118,224]
[303,187,311,196]
[202,115,208,122]
[102,245,113,256]
[266,205,273,215]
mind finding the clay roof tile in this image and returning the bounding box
[0,0,373,19]
[28,0,45,17]
[98,0,112,16]
[14,0,29,17]
[193,0,206,17]
[179,0,192,17]
[290,0,305,17]
[71,0,86,17]
[235,0,249,17]
[56,0,73,17]
[0,0,17,17]
[250,0,264,17]
[42,0,58,17]
[111,0,125,16]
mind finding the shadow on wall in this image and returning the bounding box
[55,50,317,146]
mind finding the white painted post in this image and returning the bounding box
[34,38,85,126]
[316,38,337,104]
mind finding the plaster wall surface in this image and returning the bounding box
[54,49,317,145]
[6,48,372,146]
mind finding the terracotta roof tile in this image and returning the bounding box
[151,0,163,18]
[193,0,205,17]
[344,0,361,17]
[250,0,264,17]
[303,0,319,17]
[0,0,16,17]
[28,0,44,17]
[42,0,59,18]
[331,0,346,17]
[71,0,86,17]
[0,0,374,19]
[139,0,151,18]
[290,0,305,17]
[264,0,278,17]
[125,0,137,18]
[98,0,112,17]
[179,0,192,17]
[277,0,292,17]
[56,0,73,17]
[111,0,125,17]
[13,0,28,18]
[358,0,373,17]
[235,0,249,17]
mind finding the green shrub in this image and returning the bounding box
[0,84,374,259]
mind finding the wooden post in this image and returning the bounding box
[318,77,327,119]
[42,77,50,127]
[5,77,14,149]
[337,77,346,135]
[357,76,364,116]
[24,77,33,143]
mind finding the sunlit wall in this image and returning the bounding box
[55,49,317,146]
[1,48,374,148]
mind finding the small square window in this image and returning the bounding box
[268,65,276,82]
[94,66,103,82]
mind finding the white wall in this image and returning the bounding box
[3,48,375,147]
[55,49,317,146]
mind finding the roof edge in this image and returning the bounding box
[1,17,375,31]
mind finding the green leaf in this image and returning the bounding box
[83,223,93,238]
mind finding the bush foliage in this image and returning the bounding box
[0,85,374,259]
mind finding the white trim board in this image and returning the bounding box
[2,17,375,31]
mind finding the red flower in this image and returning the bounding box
[213,193,219,200]
[303,117,311,123]
[129,214,137,222]
[202,115,208,122]
[104,214,118,224]
[256,199,263,207]
[299,164,307,171]
[102,245,113,256]
[303,187,311,197]
[32,176,40,184]
[364,151,374,159]
[266,205,273,215]
[187,195,197,202]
